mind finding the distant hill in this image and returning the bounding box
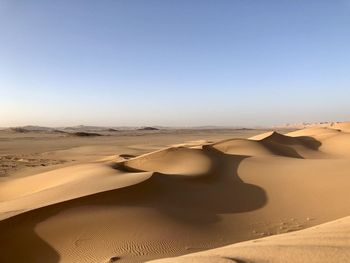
[62,125,121,133]
[7,126,54,133]
[62,125,106,131]
[274,121,346,129]
[137,127,160,131]
[106,128,119,132]
[70,132,102,137]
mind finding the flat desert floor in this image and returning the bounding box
[0,124,350,263]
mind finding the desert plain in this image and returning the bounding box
[0,123,350,263]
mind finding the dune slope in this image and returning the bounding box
[150,215,350,263]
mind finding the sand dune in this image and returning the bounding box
[119,147,213,176]
[0,163,152,220]
[330,121,350,132]
[150,215,350,263]
[287,127,350,157]
[0,125,350,262]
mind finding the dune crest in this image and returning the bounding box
[118,147,213,176]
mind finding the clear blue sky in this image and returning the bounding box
[1,0,349,127]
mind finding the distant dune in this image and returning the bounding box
[0,122,350,262]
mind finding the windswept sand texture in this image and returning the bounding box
[150,216,350,263]
[0,124,350,262]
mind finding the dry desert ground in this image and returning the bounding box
[0,123,350,263]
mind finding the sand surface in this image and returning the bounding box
[150,216,350,263]
[0,125,349,262]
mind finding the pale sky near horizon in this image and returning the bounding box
[0,0,349,127]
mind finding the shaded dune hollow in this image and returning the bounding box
[1,128,350,262]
